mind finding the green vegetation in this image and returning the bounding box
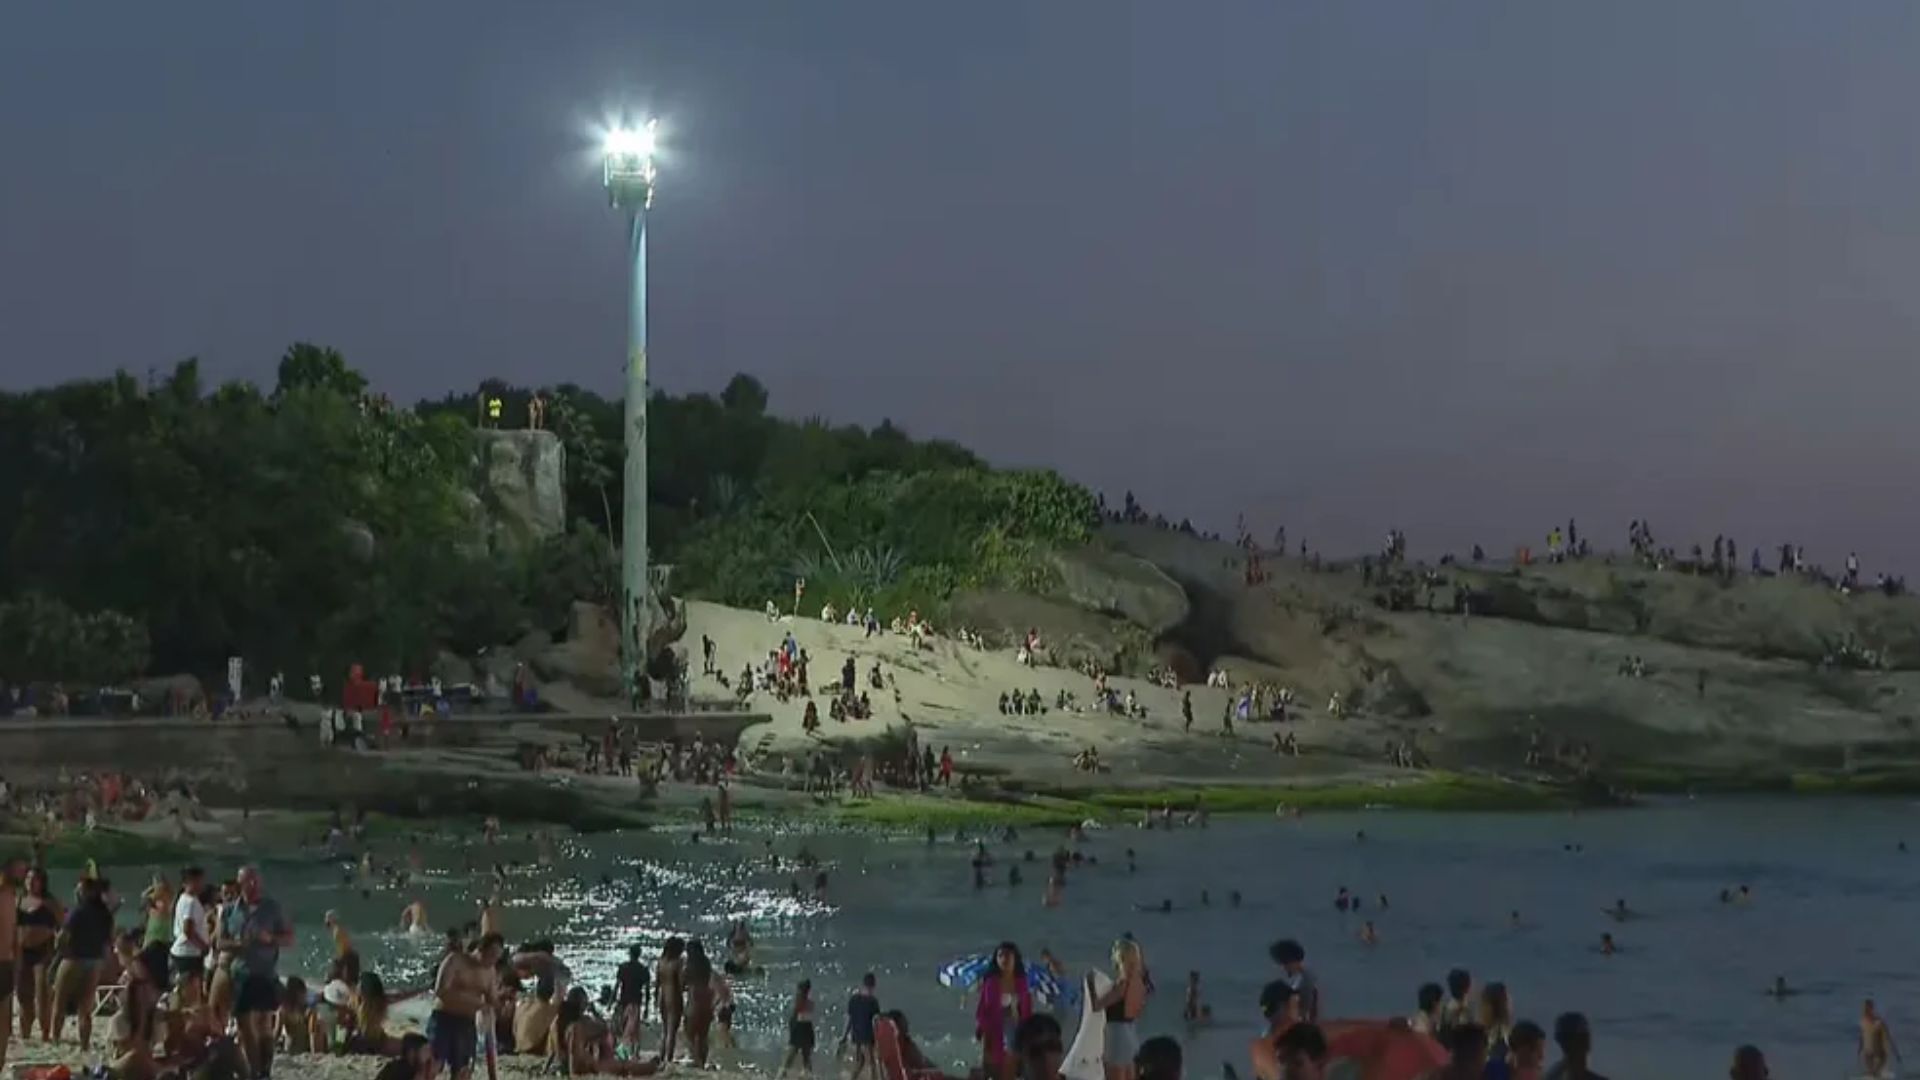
[427,373,1098,621]
[1,355,1095,687]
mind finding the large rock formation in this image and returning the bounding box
[1094,522,1920,776]
[1047,546,1190,636]
[950,589,1150,673]
[476,430,566,544]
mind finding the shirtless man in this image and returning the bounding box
[0,856,22,1074]
[1861,998,1901,1079]
[427,932,504,1080]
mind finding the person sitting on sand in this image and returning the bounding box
[514,977,560,1057]
[349,972,400,1056]
[373,1032,432,1080]
[279,975,315,1055]
[556,986,657,1076]
[108,931,161,1080]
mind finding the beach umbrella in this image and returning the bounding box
[937,953,1075,1005]
[1320,1021,1446,1080]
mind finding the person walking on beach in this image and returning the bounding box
[229,867,295,1079]
[427,932,503,1080]
[776,979,817,1079]
[1861,998,1901,1078]
[839,972,881,1080]
[614,945,650,1058]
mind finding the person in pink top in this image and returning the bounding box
[975,943,1034,1080]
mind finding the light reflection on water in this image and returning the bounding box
[169,798,1920,1078]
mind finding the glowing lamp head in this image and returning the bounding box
[602,118,658,211]
[602,125,655,160]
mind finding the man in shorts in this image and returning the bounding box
[427,932,505,1080]
[0,856,23,1073]
[170,866,209,1011]
[225,866,293,1079]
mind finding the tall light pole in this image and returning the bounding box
[603,120,656,702]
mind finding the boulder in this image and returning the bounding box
[1047,547,1190,636]
[430,650,474,687]
[512,629,554,662]
[950,589,1149,673]
[339,520,377,563]
[131,673,206,707]
[534,601,623,698]
[476,429,566,544]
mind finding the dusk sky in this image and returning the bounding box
[4,3,1918,570]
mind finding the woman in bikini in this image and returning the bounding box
[17,866,63,1043]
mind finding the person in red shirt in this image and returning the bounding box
[939,748,954,787]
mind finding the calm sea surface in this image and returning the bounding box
[144,797,1920,1079]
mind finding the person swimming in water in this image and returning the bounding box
[1358,921,1378,946]
[1765,975,1797,999]
[1604,898,1634,921]
[1333,888,1352,913]
[1599,932,1616,956]
[399,898,429,934]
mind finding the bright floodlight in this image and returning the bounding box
[603,118,658,210]
[603,125,655,159]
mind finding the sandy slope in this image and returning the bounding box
[682,600,1406,787]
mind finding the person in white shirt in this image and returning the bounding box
[170,865,210,1007]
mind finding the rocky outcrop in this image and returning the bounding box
[476,430,566,544]
[1047,547,1189,636]
[534,601,622,698]
[950,589,1150,673]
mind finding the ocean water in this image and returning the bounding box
[179,797,1920,1079]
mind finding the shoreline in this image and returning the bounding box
[22,765,1920,869]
